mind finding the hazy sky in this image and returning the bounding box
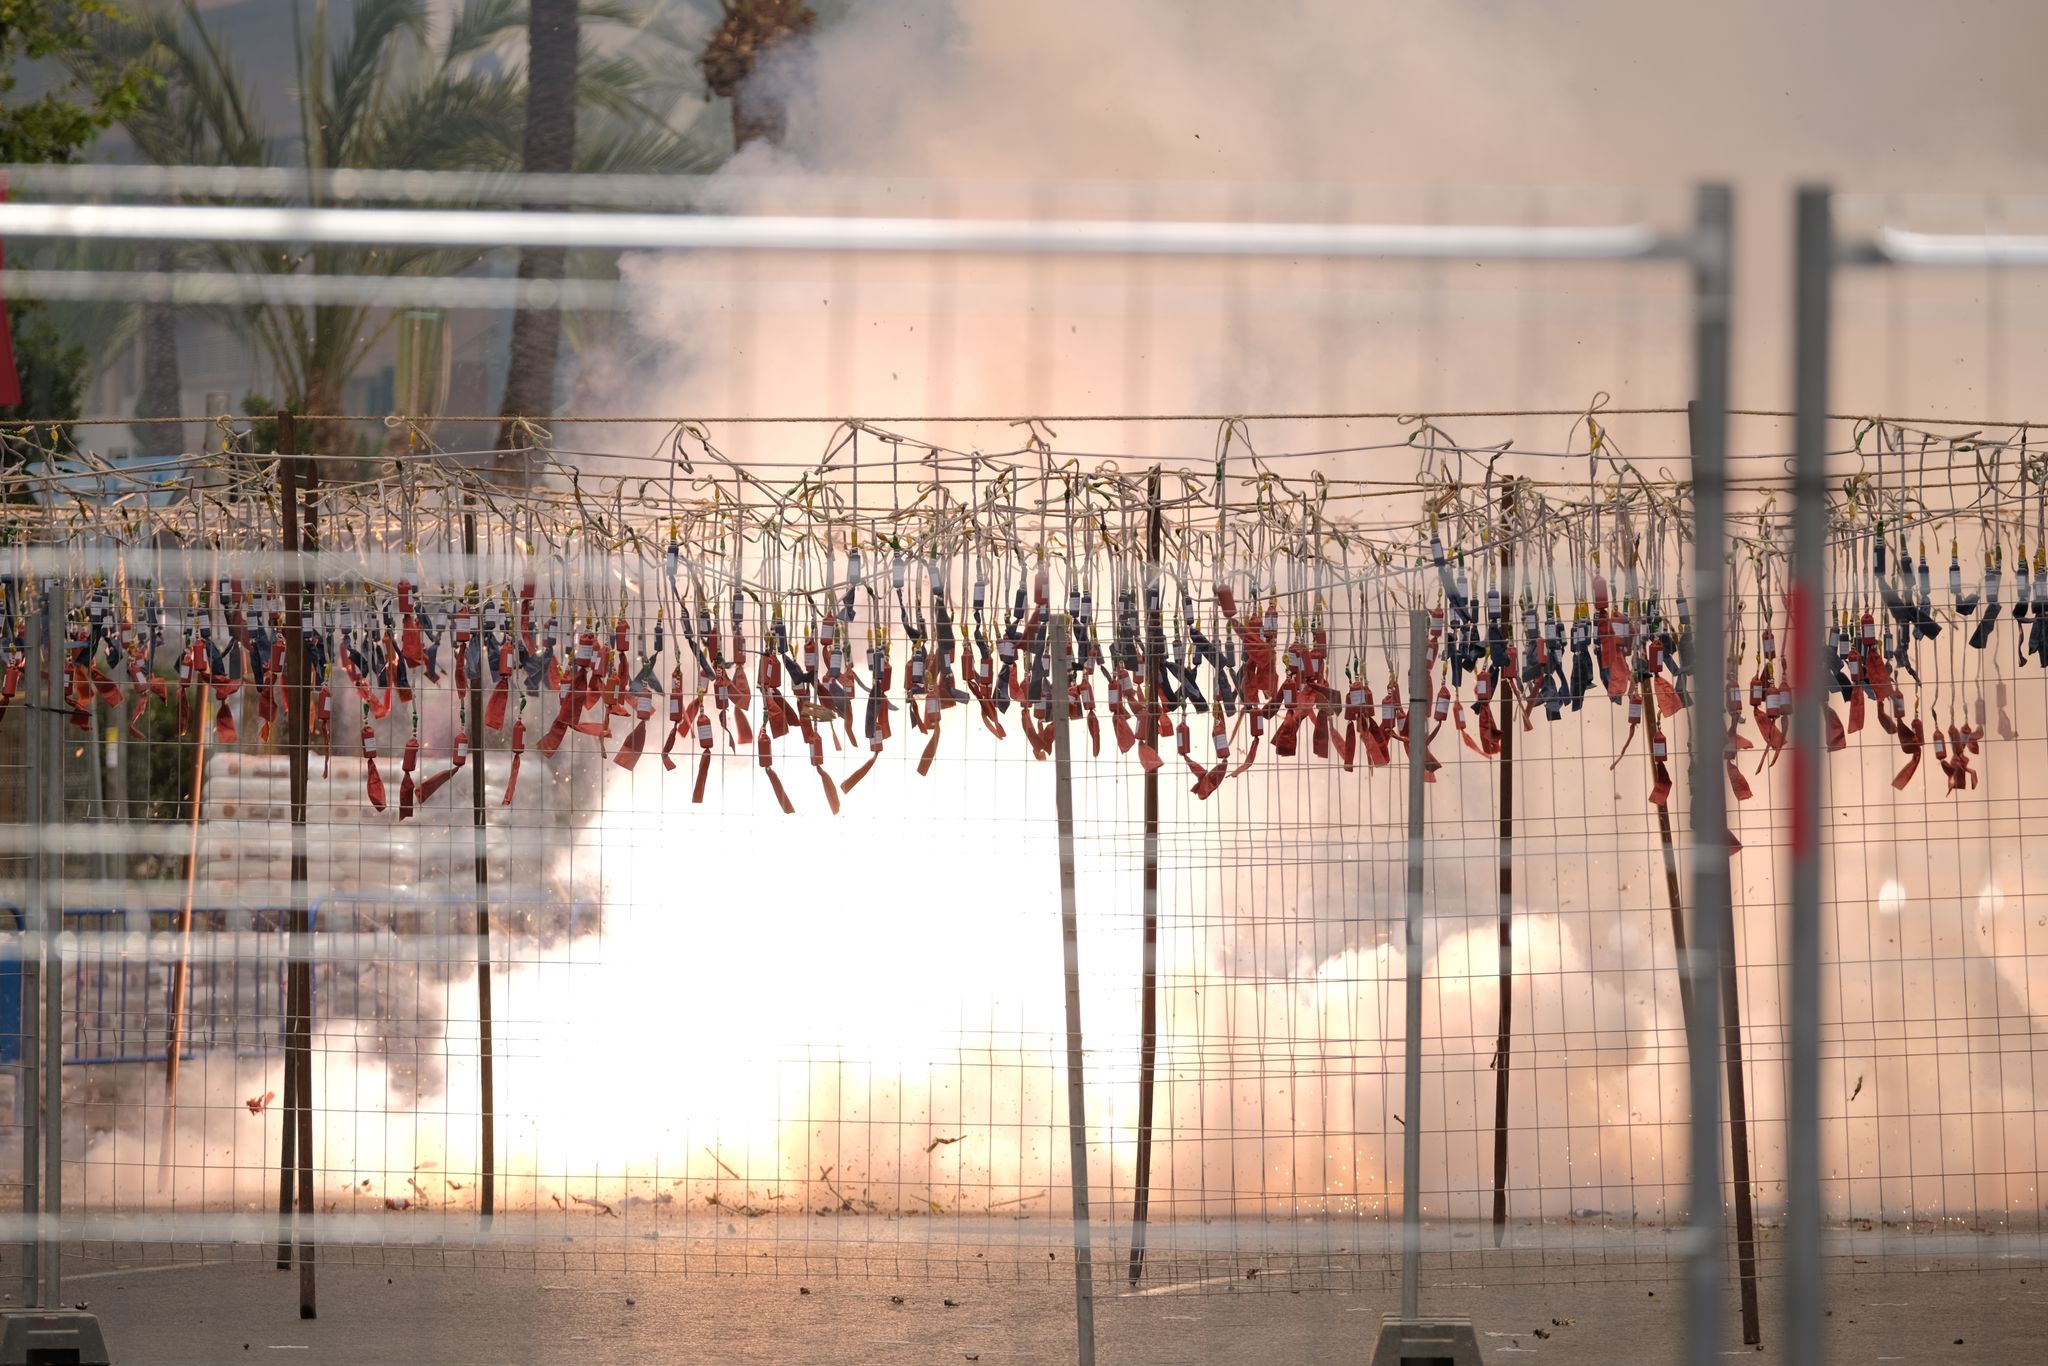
[153,1,2048,417]
[715,0,2048,417]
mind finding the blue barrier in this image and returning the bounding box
[0,905,19,1067]
[59,908,294,1067]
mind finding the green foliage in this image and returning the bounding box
[0,301,84,427]
[237,391,310,456]
[70,0,727,444]
[0,3,154,412]
[0,300,84,494]
[0,0,156,164]
[133,687,198,833]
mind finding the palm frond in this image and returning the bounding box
[17,237,144,387]
[172,0,268,160]
[367,71,528,172]
[151,23,269,165]
[575,110,725,176]
[327,0,430,164]
[62,0,745,441]
[571,51,691,134]
[440,0,529,71]
[581,0,664,25]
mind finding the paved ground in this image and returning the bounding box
[5,1224,2043,1363]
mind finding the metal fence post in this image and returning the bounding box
[1787,182,1834,1366]
[1684,183,1734,1366]
[1686,400,1762,1350]
[40,577,66,1308]
[1400,608,1428,1320]
[18,588,42,1307]
[1489,485,1517,1249]
[1047,612,1097,1366]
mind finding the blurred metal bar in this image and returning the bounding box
[0,200,1668,261]
[0,163,720,207]
[1400,608,1428,1322]
[1047,613,1096,1366]
[18,596,42,1307]
[1688,402,1762,1350]
[0,163,1678,223]
[1873,225,2048,267]
[0,547,1619,599]
[0,267,1707,322]
[1489,484,1516,1249]
[1787,184,1833,1366]
[0,268,633,312]
[40,578,66,1308]
[1683,184,1734,1366]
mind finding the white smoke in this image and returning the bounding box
[61,0,2048,1237]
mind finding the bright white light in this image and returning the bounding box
[1877,879,1908,916]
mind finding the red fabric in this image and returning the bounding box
[484,642,513,730]
[1891,719,1923,791]
[398,734,419,821]
[1652,672,1682,717]
[614,716,648,771]
[363,724,387,811]
[417,764,461,804]
[758,731,794,814]
[502,718,526,806]
[1726,756,1753,802]
[1649,755,1673,806]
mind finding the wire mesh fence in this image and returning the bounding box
[0,174,2042,1363]
[0,416,2037,1291]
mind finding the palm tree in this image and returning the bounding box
[494,0,579,478]
[71,1,270,455]
[700,0,815,149]
[76,0,723,458]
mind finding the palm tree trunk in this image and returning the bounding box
[732,85,783,150]
[136,242,184,458]
[495,0,580,485]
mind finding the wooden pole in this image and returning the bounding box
[1720,895,1762,1348]
[463,506,495,1225]
[1047,613,1097,1366]
[278,413,318,1316]
[1642,676,1697,1036]
[274,442,298,1267]
[1127,467,1162,1284]
[1489,485,1516,1248]
[158,685,209,1190]
[1687,399,1759,1348]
